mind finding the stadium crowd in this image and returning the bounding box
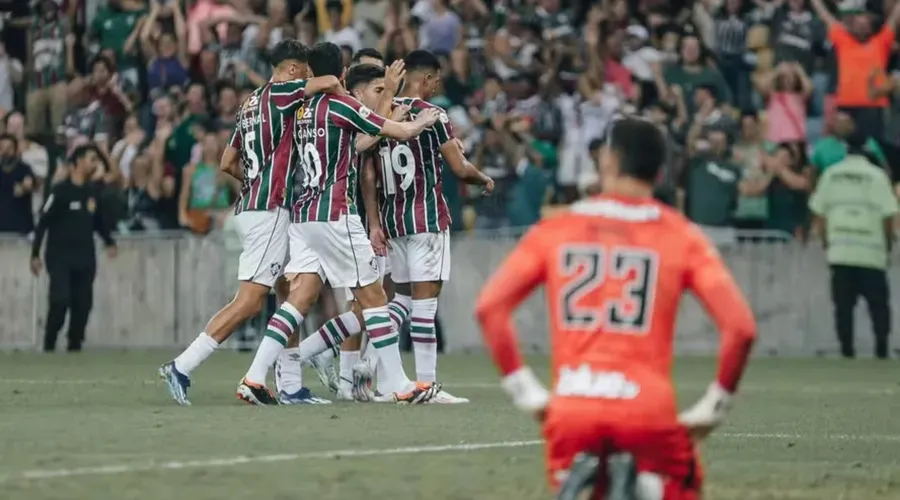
[0,0,899,239]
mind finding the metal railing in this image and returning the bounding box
[1,230,897,356]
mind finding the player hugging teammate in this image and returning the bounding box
[160,38,491,406]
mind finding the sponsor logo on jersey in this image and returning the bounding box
[86,198,96,213]
[554,364,640,400]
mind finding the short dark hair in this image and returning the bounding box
[352,48,384,65]
[0,133,16,147]
[69,144,99,165]
[309,42,344,78]
[607,118,667,182]
[403,49,441,73]
[346,64,385,92]
[91,54,116,73]
[270,39,309,68]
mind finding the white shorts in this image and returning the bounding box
[341,255,389,302]
[557,143,593,187]
[286,214,380,289]
[388,230,451,284]
[233,208,290,288]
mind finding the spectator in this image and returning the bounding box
[682,125,743,232]
[811,110,886,173]
[83,55,133,146]
[664,33,732,115]
[756,61,813,144]
[88,0,146,89]
[417,0,462,54]
[810,0,900,141]
[354,0,389,50]
[26,0,73,138]
[59,79,109,156]
[809,133,898,358]
[120,149,166,233]
[0,133,36,235]
[323,0,362,53]
[732,111,769,230]
[770,0,824,76]
[0,42,23,113]
[141,1,190,94]
[186,0,237,55]
[473,123,513,229]
[5,111,50,212]
[696,0,751,108]
[740,142,812,238]
[111,113,145,182]
[178,130,238,234]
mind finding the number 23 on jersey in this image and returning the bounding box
[558,245,659,335]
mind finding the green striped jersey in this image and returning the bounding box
[229,79,308,213]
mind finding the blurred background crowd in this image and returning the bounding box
[1,0,900,241]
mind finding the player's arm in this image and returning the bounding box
[330,95,440,141]
[31,184,65,264]
[679,227,757,439]
[271,76,343,111]
[441,139,493,190]
[361,155,387,254]
[220,127,244,182]
[358,61,406,153]
[474,225,550,418]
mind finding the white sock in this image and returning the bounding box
[387,294,412,331]
[339,350,360,383]
[297,311,360,363]
[364,306,411,394]
[173,333,218,375]
[410,298,439,382]
[275,348,304,394]
[245,303,304,385]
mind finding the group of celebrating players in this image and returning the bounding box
[158,39,492,406]
[155,37,759,500]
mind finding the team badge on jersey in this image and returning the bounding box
[370,256,379,273]
[270,262,282,277]
[86,198,96,213]
[359,106,372,118]
[439,112,450,124]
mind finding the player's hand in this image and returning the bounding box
[369,225,388,256]
[30,257,42,276]
[385,60,406,96]
[416,108,441,127]
[392,104,411,122]
[481,174,495,194]
[678,382,732,442]
[106,246,118,259]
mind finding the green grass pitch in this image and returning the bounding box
[0,352,898,499]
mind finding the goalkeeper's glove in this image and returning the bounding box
[678,382,733,441]
[501,366,550,420]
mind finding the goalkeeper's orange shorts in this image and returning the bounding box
[543,399,703,499]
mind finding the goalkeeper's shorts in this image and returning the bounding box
[543,400,702,499]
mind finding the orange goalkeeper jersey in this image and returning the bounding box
[475,194,756,424]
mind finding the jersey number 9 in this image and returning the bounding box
[378,145,415,195]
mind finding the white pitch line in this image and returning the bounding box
[0,440,543,483]
[3,433,899,484]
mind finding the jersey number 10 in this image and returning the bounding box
[559,246,659,334]
[378,145,415,195]
[300,143,324,188]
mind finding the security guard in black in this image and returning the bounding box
[30,145,116,352]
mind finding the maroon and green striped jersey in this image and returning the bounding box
[228,79,308,214]
[29,19,68,90]
[292,94,387,223]
[376,98,454,238]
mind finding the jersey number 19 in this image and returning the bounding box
[378,144,415,195]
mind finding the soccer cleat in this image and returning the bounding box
[428,389,470,404]
[236,379,280,406]
[374,381,442,404]
[350,361,375,402]
[309,351,340,394]
[278,387,332,404]
[158,361,191,406]
[336,377,355,401]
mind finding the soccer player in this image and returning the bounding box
[474,118,757,499]
[236,42,443,405]
[273,54,405,402]
[158,40,342,406]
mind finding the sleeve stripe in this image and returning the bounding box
[331,100,383,128]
